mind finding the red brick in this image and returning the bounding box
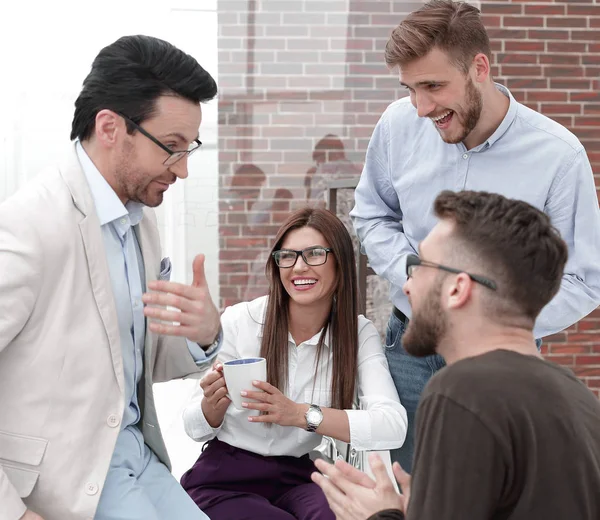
[575,355,600,366]
[547,17,588,28]
[497,53,539,64]
[504,16,544,27]
[572,30,600,41]
[540,54,582,65]
[481,3,523,14]
[550,78,592,89]
[504,41,545,52]
[527,90,568,102]
[574,117,600,127]
[524,4,565,15]
[574,367,600,378]
[501,65,543,76]
[547,42,587,52]
[549,345,591,355]
[528,29,570,40]
[567,5,600,16]
[541,104,582,115]
[487,28,529,40]
[481,15,502,27]
[506,78,549,89]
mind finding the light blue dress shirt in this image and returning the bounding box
[351,83,600,338]
[75,143,217,518]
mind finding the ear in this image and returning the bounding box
[94,109,124,149]
[472,53,490,84]
[445,273,473,310]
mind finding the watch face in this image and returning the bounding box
[307,409,321,424]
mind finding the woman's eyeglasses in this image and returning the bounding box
[272,246,333,268]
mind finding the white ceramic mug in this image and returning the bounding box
[222,357,267,412]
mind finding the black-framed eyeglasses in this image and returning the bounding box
[272,246,333,268]
[406,254,497,290]
[118,113,202,167]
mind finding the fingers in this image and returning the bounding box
[242,401,270,411]
[392,462,411,493]
[368,453,394,488]
[335,459,377,489]
[145,280,201,302]
[192,254,209,288]
[314,458,369,496]
[240,390,270,402]
[311,469,348,518]
[142,288,197,313]
[251,380,277,393]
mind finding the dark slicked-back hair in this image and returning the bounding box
[385,0,491,73]
[434,190,567,322]
[71,35,217,141]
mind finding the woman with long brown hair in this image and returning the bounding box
[180,207,407,520]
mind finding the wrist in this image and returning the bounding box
[296,403,310,429]
[201,399,224,429]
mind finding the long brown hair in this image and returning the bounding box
[259,207,358,410]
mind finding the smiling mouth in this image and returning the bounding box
[293,279,317,287]
[430,110,453,126]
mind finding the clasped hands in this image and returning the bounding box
[200,363,307,429]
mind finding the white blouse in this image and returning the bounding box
[183,295,407,457]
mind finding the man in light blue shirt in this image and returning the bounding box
[351,0,600,474]
[0,36,220,520]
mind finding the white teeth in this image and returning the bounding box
[293,279,317,286]
[431,110,452,122]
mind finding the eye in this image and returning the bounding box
[166,143,178,151]
[427,83,441,91]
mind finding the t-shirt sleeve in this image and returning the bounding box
[406,393,506,520]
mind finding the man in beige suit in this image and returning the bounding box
[0,36,220,520]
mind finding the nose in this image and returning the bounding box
[292,255,309,272]
[415,91,435,118]
[403,277,411,297]
[169,155,189,180]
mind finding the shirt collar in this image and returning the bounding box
[473,82,518,151]
[76,141,145,228]
[256,322,332,348]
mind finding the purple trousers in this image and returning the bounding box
[180,438,335,520]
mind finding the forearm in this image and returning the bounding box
[201,397,226,429]
[293,404,351,442]
[534,273,600,338]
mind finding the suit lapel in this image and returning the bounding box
[135,211,161,372]
[60,144,124,394]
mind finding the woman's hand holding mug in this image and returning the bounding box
[200,363,231,428]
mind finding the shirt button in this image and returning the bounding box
[107,414,120,428]
[85,482,99,495]
[120,218,127,225]
[462,153,469,159]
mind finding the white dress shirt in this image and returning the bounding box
[183,295,408,457]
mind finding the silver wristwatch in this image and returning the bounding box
[305,404,324,433]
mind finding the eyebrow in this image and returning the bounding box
[161,132,200,142]
[400,80,447,88]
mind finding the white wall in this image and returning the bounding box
[0,0,219,479]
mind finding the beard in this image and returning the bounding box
[403,281,448,358]
[115,143,171,207]
[441,76,483,145]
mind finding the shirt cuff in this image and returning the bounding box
[183,400,223,442]
[345,409,372,451]
[186,328,222,366]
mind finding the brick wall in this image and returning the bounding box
[217,0,600,397]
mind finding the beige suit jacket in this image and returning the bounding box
[0,144,205,520]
